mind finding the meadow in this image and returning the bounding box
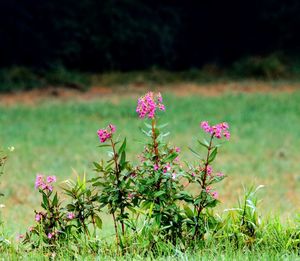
[0,85,300,259]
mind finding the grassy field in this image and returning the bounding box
[0,86,300,259]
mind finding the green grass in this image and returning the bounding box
[0,89,300,258]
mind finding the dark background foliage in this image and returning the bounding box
[0,0,300,72]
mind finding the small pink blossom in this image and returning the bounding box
[67,212,75,220]
[16,234,24,241]
[108,124,116,133]
[153,164,159,171]
[200,121,212,133]
[175,147,181,153]
[28,226,34,232]
[191,172,196,177]
[157,92,163,103]
[46,176,56,183]
[206,165,213,176]
[211,191,219,199]
[174,156,180,163]
[158,103,165,111]
[48,232,53,239]
[35,213,42,222]
[223,130,231,140]
[163,163,171,173]
[206,186,212,193]
[217,172,224,177]
[172,173,176,180]
[35,174,44,189]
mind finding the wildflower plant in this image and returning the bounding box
[24,175,71,248]
[92,124,134,249]
[62,175,101,237]
[134,92,185,242]
[181,121,230,241]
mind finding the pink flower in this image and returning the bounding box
[175,147,181,153]
[200,121,212,133]
[211,191,219,199]
[35,174,44,189]
[46,176,56,183]
[157,92,163,103]
[28,226,34,232]
[48,232,53,239]
[221,122,229,130]
[158,103,165,111]
[16,234,24,241]
[136,92,165,119]
[97,124,116,143]
[191,172,196,177]
[172,173,176,180]
[206,165,213,176]
[223,130,230,140]
[217,172,224,177]
[163,163,171,173]
[153,164,159,171]
[174,156,180,163]
[108,124,116,133]
[35,213,42,222]
[206,186,212,193]
[67,212,75,220]
[41,183,53,192]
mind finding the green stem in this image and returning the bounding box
[193,134,214,239]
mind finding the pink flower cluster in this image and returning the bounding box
[136,92,165,119]
[35,174,56,191]
[200,121,230,140]
[97,124,116,143]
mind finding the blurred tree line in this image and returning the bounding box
[0,0,300,72]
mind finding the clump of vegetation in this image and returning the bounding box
[0,92,299,259]
[231,54,287,79]
[0,66,90,92]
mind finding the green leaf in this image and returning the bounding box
[118,138,127,155]
[189,147,201,159]
[52,192,58,207]
[177,191,194,202]
[98,144,111,148]
[164,152,178,162]
[144,122,152,129]
[157,123,169,129]
[94,215,102,229]
[119,151,126,169]
[183,205,194,219]
[148,203,154,217]
[154,191,165,198]
[203,139,210,147]
[140,128,152,137]
[42,193,49,209]
[93,162,102,170]
[208,147,218,163]
[198,140,209,149]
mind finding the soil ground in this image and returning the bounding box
[0,81,299,105]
